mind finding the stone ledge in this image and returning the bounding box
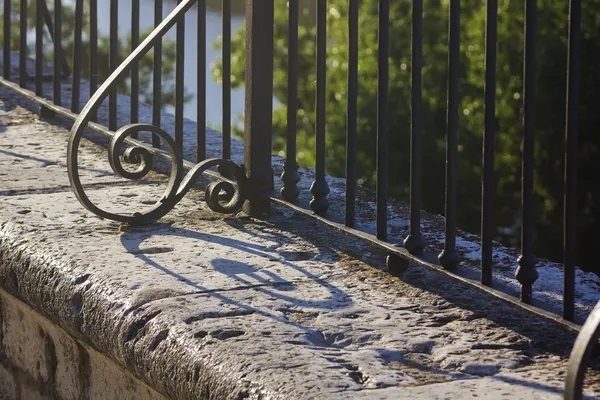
[1,87,600,399]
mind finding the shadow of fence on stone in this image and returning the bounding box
[119,223,351,340]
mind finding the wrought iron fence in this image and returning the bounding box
[0,0,594,394]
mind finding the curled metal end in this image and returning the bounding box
[66,0,243,224]
[68,122,247,224]
[176,158,247,216]
[565,301,600,400]
[109,128,154,181]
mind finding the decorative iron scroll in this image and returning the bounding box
[565,301,600,400]
[67,0,246,224]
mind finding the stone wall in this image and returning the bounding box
[0,289,165,400]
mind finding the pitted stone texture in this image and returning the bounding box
[0,289,166,400]
[2,299,54,383]
[0,104,160,195]
[1,87,600,399]
[0,364,17,398]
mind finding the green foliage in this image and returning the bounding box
[218,0,600,271]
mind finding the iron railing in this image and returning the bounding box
[565,300,600,399]
[0,0,594,395]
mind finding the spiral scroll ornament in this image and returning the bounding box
[68,123,246,224]
[66,0,246,224]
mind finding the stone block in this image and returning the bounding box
[1,299,50,383]
[0,364,17,399]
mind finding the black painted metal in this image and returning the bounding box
[89,0,98,121]
[310,0,330,214]
[19,0,27,88]
[281,0,301,203]
[53,0,62,106]
[563,0,581,322]
[109,0,118,131]
[244,0,275,217]
[376,0,389,241]
[222,0,231,162]
[565,301,600,399]
[197,0,206,162]
[439,0,460,270]
[35,0,43,96]
[3,0,10,79]
[131,0,140,131]
[516,0,539,304]
[71,0,83,113]
[481,0,498,287]
[152,0,163,147]
[404,0,424,255]
[40,0,70,77]
[175,0,185,157]
[345,0,358,228]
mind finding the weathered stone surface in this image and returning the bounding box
[0,86,599,399]
[2,294,54,383]
[0,363,18,398]
[0,289,165,400]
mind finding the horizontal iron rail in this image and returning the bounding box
[0,77,229,185]
[272,196,582,334]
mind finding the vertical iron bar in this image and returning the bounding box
[243,0,275,216]
[281,0,301,202]
[53,0,61,106]
[197,0,206,161]
[175,0,185,156]
[222,0,231,160]
[89,0,97,120]
[152,0,163,146]
[71,0,84,113]
[404,0,424,254]
[481,0,498,286]
[19,0,28,87]
[131,0,140,130]
[108,0,118,131]
[41,1,69,76]
[345,0,358,227]
[376,0,389,241]
[35,0,43,95]
[439,0,461,270]
[3,0,10,79]
[563,0,581,321]
[310,0,330,214]
[516,0,538,304]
